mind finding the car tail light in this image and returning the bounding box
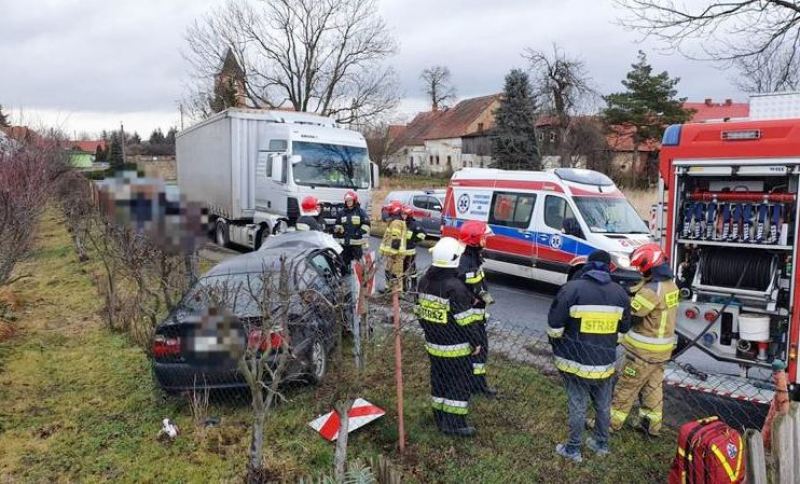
[248,328,286,352]
[704,310,719,322]
[152,335,181,358]
[684,307,699,319]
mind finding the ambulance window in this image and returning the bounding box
[544,196,576,232]
[489,192,536,229]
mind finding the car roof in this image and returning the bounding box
[205,248,317,278]
[258,230,342,254]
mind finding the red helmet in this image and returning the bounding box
[301,196,320,214]
[458,220,493,247]
[385,200,404,216]
[344,190,358,204]
[401,205,414,217]
[630,243,667,274]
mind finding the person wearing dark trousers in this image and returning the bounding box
[296,196,324,231]
[456,220,496,397]
[416,237,484,437]
[334,190,370,269]
[547,250,631,462]
[401,205,427,294]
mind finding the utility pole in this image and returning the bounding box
[120,121,126,165]
[179,102,185,130]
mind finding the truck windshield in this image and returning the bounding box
[573,196,650,234]
[292,141,370,189]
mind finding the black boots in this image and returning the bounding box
[434,410,476,437]
[471,376,498,398]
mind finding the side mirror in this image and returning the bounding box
[371,162,380,189]
[270,155,284,182]
[289,155,302,164]
[432,203,442,212]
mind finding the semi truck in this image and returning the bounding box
[657,91,800,404]
[176,108,379,250]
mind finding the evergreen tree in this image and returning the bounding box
[108,133,124,169]
[94,144,107,162]
[491,69,540,170]
[165,127,178,146]
[149,128,165,145]
[603,51,694,186]
[210,76,240,113]
[0,104,9,127]
[130,132,142,145]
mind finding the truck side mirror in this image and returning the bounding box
[289,155,302,164]
[371,162,380,189]
[271,155,284,182]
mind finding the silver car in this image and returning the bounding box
[381,189,445,237]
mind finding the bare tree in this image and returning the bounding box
[616,1,800,77]
[733,41,800,92]
[524,44,597,167]
[420,65,456,111]
[184,0,399,124]
[362,120,396,174]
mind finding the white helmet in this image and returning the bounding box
[430,237,466,268]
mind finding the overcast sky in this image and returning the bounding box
[0,0,746,137]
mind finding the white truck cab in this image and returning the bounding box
[177,109,379,250]
[442,167,652,285]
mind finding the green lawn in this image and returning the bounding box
[0,211,675,482]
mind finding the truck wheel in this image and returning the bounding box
[272,219,289,235]
[254,224,268,250]
[215,220,230,248]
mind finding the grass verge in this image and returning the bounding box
[0,209,674,482]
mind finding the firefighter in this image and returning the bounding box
[401,204,427,293]
[379,200,406,291]
[416,237,483,437]
[610,243,679,437]
[548,250,631,462]
[457,220,496,397]
[296,196,323,232]
[334,190,370,268]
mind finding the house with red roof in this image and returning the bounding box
[386,94,500,173]
[65,139,107,167]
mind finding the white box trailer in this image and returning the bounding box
[177,108,379,249]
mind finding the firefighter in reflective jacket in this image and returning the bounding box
[379,200,407,291]
[334,190,370,268]
[548,250,631,461]
[297,196,324,232]
[457,220,497,396]
[610,243,679,437]
[416,237,484,437]
[401,205,426,292]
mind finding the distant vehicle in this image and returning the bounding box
[176,108,380,250]
[441,168,651,289]
[151,233,349,393]
[381,189,445,236]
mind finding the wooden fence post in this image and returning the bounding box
[771,402,797,484]
[744,429,768,484]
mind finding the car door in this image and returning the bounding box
[484,191,538,278]
[411,195,434,231]
[426,195,443,235]
[534,194,585,283]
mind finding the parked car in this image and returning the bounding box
[381,189,445,237]
[151,233,350,393]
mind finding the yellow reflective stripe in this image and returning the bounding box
[677,446,685,457]
[632,294,656,311]
[360,225,370,233]
[426,343,472,358]
[658,311,668,339]
[351,216,361,224]
[432,397,468,415]
[454,308,485,326]
[638,409,662,423]
[547,327,564,338]
[418,298,448,310]
[624,332,675,353]
[416,232,426,240]
[405,231,413,239]
[611,408,628,424]
[473,363,486,375]
[553,356,615,379]
[346,238,367,246]
[665,290,680,308]
[465,270,485,284]
[711,440,742,481]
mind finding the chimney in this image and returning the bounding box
[725,99,732,106]
[705,98,713,106]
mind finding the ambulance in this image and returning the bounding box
[441,167,653,285]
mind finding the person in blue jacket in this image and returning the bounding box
[547,250,631,462]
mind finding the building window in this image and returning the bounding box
[480,161,484,168]
[537,132,544,142]
[477,122,484,132]
[436,155,440,165]
[447,155,452,166]
[409,156,413,165]
[550,132,557,143]
[429,155,434,164]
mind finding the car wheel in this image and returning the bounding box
[215,219,230,248]
[306,337,328,384]
[254,224,267,250]
[272,219,289,235]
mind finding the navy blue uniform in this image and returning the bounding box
[458,246,491,389]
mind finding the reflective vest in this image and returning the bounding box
[379,218,409,257]
[624,278,680,361]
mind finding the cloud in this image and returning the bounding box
[1,0,745,134]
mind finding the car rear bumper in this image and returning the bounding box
[152,354,293,392]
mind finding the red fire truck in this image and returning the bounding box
[658,93,800,403]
